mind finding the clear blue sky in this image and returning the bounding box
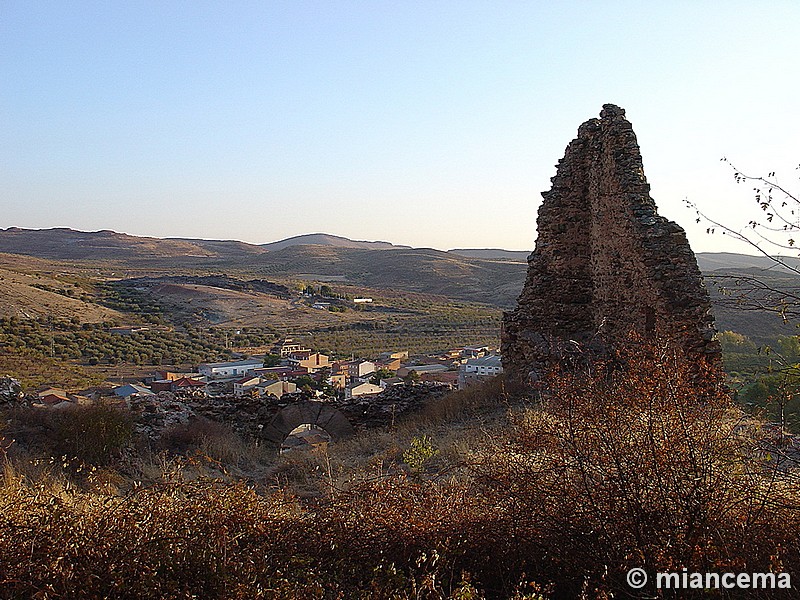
[2,1,798,252]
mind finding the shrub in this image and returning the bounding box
[160,418,249,466]
[1,343,800,598]
[470,346,800,596]
[52,402,134,466]
[402,435,438,476]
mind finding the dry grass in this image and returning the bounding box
[1,348,800,598]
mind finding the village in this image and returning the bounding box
[10,337,503,410]
[0,337,505,453]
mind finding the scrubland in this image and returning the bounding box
[1,348,799,599]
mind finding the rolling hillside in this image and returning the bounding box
[260,233,409,251]
[0,228,527,307]
[0,227,219,260]
[696,252,800,273]
[2,227,800,343]
[234,245,526,307]
[0,265,124,323]
[448,248,529,261]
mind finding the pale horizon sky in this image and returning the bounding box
[2,1,799,253]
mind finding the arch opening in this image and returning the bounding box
[262,400,356,447]
[280,423,333,454]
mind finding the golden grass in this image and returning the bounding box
[1,353,800,598]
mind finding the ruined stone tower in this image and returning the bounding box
[502,104,719,381]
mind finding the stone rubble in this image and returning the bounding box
[0,377,23,404]
[125,383,452,443]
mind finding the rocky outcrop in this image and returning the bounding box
[0,377,23,404]
[502,104,719,381]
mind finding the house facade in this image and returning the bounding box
[199,358,264,379]
[464,355,503,376]
[287,351,330,373]
[273,338,311,358]
[459,355,504,389]
[345,381,383,399]
[334,359,375,379]
[235,376,297,398]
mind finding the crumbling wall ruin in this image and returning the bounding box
[502,104,720,381]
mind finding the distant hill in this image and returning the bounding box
[0,228,524,306]
[5,227,793,272]
[449,249,800,270]
[696,252,800,273]
[0,227,218,260]
[5,227,800,339]
[170,238,266,258]
[260,233,409,251]
[449,248,529,261]
[253,244,527,306]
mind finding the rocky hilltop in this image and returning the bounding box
[502,104,720,381]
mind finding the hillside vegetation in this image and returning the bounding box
[2,228,800,342]
[0,264,124,323]
[1,349,798,598]
[0,247,504,365]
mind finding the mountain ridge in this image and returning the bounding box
[260,233,410,251]
[0,227,798,342]
[3,227,788,271]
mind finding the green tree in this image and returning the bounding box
[370,368,396,385]
[741,374,780,405]
[263,353,282,367]
[295,375,316,393]
[717,330,757,353]
[402,435,438,478]
[777,335,800,360]
[403,369,420,384]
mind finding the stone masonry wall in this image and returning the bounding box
[502,104,719,381]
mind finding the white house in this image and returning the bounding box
[345,382,383,399]
[256,379,297,399]
[273,338,311,357]
[235,376,297,398]
[459,355,504,389]
[199,358,264,379]
[464,355,503,376]
[462,345,491,359]
[349,360,375,378]
[288,351,331,373]
[332,359,375,380]
[379,377,404,390]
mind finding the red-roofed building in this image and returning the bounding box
[37,393,74,408]
[173,377,207,390]
[254,366,308,379]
